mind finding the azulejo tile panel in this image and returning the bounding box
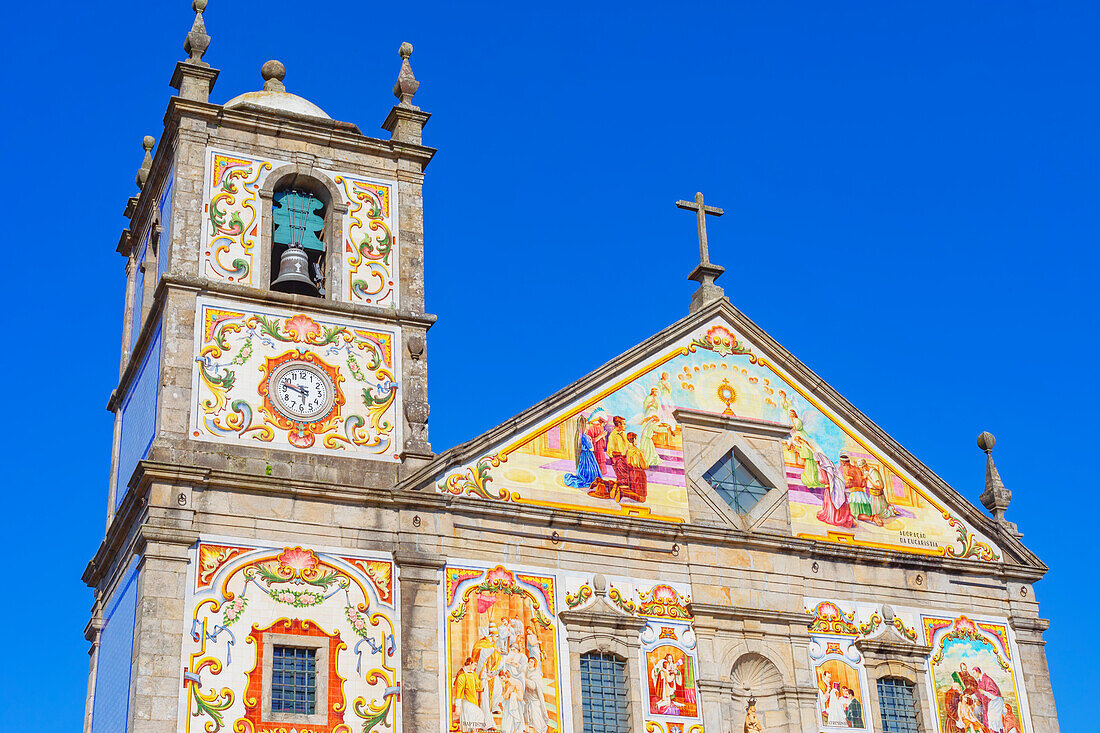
[201,147,400,306]
[190,296,401,459]
[179,538,400,733]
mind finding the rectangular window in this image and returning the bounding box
[115,326,161,510]
[90,561,140,733]
[271,646,317,715]
[876,677,920,733]
[580,652,629,733]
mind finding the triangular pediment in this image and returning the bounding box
[407,299,1037,568]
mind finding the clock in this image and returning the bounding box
[268,360,337,422]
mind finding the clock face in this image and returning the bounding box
[269,361,336,422]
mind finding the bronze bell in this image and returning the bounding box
[271,244,318,296]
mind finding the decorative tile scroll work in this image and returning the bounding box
[202,150,277,285]
[436,314,1002,560]
[335,175,398,307]
[179,540,400,733]
[443,563,564,733]
[802,598,1034,733]
[191,296,401,459]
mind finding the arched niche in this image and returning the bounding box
[257,164,348,299]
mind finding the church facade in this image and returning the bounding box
[82,5,1060,733]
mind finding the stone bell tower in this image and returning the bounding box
[83,3,435,731]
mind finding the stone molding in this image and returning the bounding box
[681,419,790,532]
[690,602,814,630]
[674,408,794,440]
[164,97,437,167]
[108,275,438,410]
[855,636,933,664]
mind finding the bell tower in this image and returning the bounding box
[84,4,434,731]
[103,3,436,524]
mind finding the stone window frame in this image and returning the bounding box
[681,411,791,531]
[855,637,935,733]
[558,578,649,733]
[260,631,330,727]
[257,164,348,300]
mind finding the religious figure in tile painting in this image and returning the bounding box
[647,646,698,716]
[564,414,602,489]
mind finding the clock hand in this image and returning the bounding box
[283,382,308,396]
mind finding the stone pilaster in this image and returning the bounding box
[129,526,196,733]
[1012,616,1060,732]
[394,549,446,733]
[82,618,105,733]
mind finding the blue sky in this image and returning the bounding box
[2,0,1095,729]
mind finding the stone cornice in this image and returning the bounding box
[855,636,933,662]
[1011,616,1051,634]
[392,549,447,572]
[688,602,810,629]
[162,97,437,168]
[558,598,649,636]
[93,454,1047,601]
[674,407,793,440]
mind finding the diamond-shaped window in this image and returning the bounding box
[702,450,770,514]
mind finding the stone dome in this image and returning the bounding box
[223,90,331,120]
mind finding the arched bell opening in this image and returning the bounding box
[270,181,329,297]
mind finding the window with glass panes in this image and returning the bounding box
[271,646,317,714]
[702,450,770,514]
[876,677,920,733]
[580,652,629,733]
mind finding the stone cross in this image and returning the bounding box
[676,191,727,314]
[676,191,724,267]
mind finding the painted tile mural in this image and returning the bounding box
[803,598,1031,733]
[925,615,1027,733]
[191,296,401,459]
[202,147,399,305]
[564,575,704,733]
[436,315,1001,559]
[443,563,565,733]
[805,602,874,732]
[178,539,400,733]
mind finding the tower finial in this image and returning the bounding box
[171,0,219,102]
[393,42,420,109]
[183,0,211,66]
[977,431,1019,536]
[135,136,155,191]
[261,60,286,92]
